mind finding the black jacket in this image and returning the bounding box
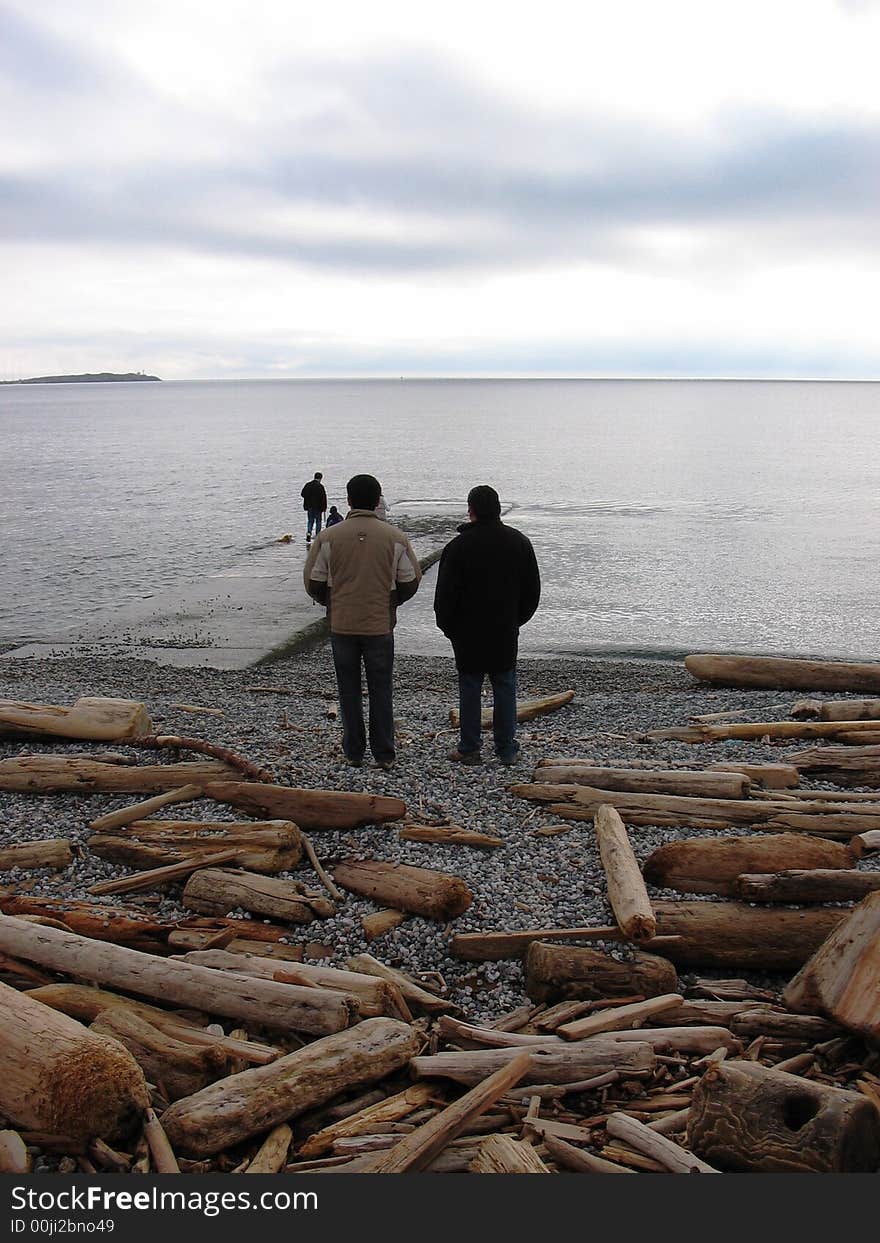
[301,479,327,512]
[433,518,541,672]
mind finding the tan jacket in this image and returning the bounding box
[304,509,421,635]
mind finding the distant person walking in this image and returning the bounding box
[304,474,421,769]
[300,471,327,543]
[325,505,344,527]
[434,485,541,766]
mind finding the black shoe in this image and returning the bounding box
[376,758,395,771]
[448,748,482,766]
[497,753,519,766]
[345,755,363,768]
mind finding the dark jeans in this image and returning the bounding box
[457,667,518,760]
[330,632,396,763]
[306,509,323,537]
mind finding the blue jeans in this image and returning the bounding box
[457,667,518,761]
[330,632,396,763]
[306,509,323,538]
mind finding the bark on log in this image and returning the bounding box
[736,869,880,904]
[685,653,880,693]
[449,691,575,729]
[0,895,174,953]
[89,1009,228,1102]
[330,859,472,920]
[410,1040,655,1087]
[687,1060,880,1172]
[782,891,880,1039]
[708,762,800,789]
[0,696,152,742]
[0,839,73,871]
[181,868,335,924]
[789,744,880,787]
[651,900,846,970]
[0,916,354,1035]
[88,786,204,833]
[201,781,406,831]
[525,943,678,1003]
[532,766,750,799]
[87,820,303,874]
[643,834,854,897]
[469,1133,551,1173]
[161,1017,418,1157]
[345,952,462,1015]
[0,756,237,794]
[0,978,149,1142]
[595,805,656,941]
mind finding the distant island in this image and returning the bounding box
[0,372,161,385]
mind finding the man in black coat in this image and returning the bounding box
[300,471,328,543]
[433,485,541,766]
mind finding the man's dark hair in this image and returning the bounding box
[314,471,323,480]
[347,474,382,509]
[467,484,501,520]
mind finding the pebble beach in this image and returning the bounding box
[2,646,859,1020]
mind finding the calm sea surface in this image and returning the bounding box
[2,377,879,661]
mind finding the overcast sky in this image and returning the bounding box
[3,0,880,380]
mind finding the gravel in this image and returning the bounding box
[1,647,874,1022]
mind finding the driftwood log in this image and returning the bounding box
[642,834,854,897]
[449,691,574,729]
[532,765,750,799]
[594,805,656,940]
[330,859,472,920]
[708,762,799,789]
[201,781,405,831]
[469,1132,551,1173]
[161,1017,419,1158]
[89,1008,228,1102]
[410,1040,655,1087]
[0,839,73,871]
[525,943,678,1003]
[788,744,880,787]
[852,830,880,858]
[181,867,334,924]
[651,900,846,970]
[735,869,880,904]
[87,820,303,873]
[0,756,237,794]
[0,979,149,1142]
[0,697,152,741]
[792,698,880,721]
[398,824,503,848]
[687,1060,880,1173]
[88,786,204,833]
[345,953,461,1015]
[450,926,674,961]
[0,895,174,953]
[684,653,880,693]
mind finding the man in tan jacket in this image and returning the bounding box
[304,474,421,769]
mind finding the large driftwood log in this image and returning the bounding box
[410,1040,655,1087]
[451,926,675,961]
[161,1017,419,1157]
[651,900,846,970]
[0,697,152,741]
[794,698,880,721]
[202,781,405,830]
[525,942,678,1003]
[595,805,655,941]
[727,1007,839,1043]
[687,1060,880,1172]
[708,762,800,789]
[0,895,174,953]
[87,820,303,874]
[788,744,880,787]
[89,1009,228,1102]
[181,868,335,924]
[642,834,854,897]
[783,891,880,1039]
[449,691,574,729]
[0,979,149,1141]
[685,653,880,693]
[0,839,73,871]
[0,756,237,794]
[0,916,354,1035]
[330,859,472,920]
[736,869,880,904]
[532,765,750,799]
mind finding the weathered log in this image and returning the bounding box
[202,781,406,831]
[557,994,683,1041]
[852,830,880,858]
[727,1007,839,1043]
[330,859,472,920]
[87,820,303,874]
[643,834,854,897]
[398,824,503,848]
[360,909,408,941]
[736,869,880,904]
[88,848,245,897]
[131,734,273,784]
[0,696,152,741]
[452,926,625,961]
[651,900,846,970]
[600,1025,742,1055]
[788,744,880,787]
[799,698,880,722]
[708,762,799,789]
[449,691,574,729]
[605,1112,718,1174]
[541,1132,633,1173]
[410,1040,655,1087]
[89,1008,228,1101]
[88,786,204,833]
[0,978,149,1141]
[436,1016,561,1049]
[0,839,73,871]
[0,895,174,952]
[782,890,880,1039]
[0,1130,31,1174]
[469,1132,551,1173]
[243,1124,292,1174]
[161,1017,419,1157]
[595,804,656,941]
[345,952,461,1015]
[525,943,678,1003]
[685,653,880,693]
[176,915,310,945]
[0,916,354,1035]
[181,868,334,924]
[532,766,750,798]
[687,1060,880,1172]
[166,930,305,960]
[143,1107,180,1173]
[645,719,880,743]
[0,756,237,794]
[297,1085,436,1159]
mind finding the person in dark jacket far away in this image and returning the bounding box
[434,485,541,766]
[304,474,421,770]
[301,471,328,543]
[325,505,343,527]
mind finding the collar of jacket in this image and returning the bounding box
[457,518,501,533]
[346,509,381,519]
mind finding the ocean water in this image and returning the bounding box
[2,377,879,661]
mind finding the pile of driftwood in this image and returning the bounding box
[0,683,879,1175]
